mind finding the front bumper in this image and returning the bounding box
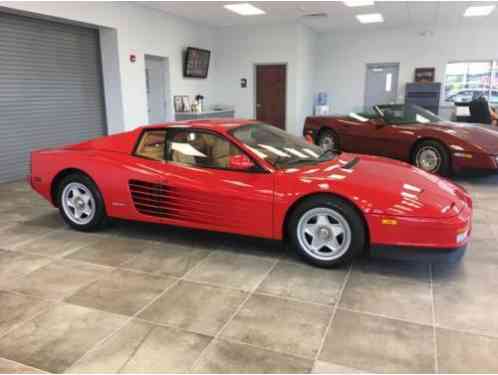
[370,244,467,263]
[452,152,498,173]
[366,200,472,261]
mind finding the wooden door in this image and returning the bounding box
[256,64,286,130]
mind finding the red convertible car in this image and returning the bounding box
[30,119,472,267]
[304,104,498,176]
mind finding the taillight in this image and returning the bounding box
[304,134,313,144]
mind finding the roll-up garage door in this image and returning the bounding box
[0,11,106,183]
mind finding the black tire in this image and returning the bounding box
[287,195,366,268]
[318,129,339,152]
[412,140,451,176]
[57,173,108,232]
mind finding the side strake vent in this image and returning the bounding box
[128,179,221,225]
[129,179,167,218]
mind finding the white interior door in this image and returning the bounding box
[145,55,168,124]
[364,63,400,109]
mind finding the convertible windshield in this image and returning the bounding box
[375,104,441,124]
[231,123,335,168]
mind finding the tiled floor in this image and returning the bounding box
[0,176,497,373]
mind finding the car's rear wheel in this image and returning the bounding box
[288,196,366,267]
[57,173,108,231]
[318,129,339,152]
[413,140,450,176]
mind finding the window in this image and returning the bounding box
[444,61,498,103]
[231,123,335,169]
[166,129,244,169]
[134,129,166,161]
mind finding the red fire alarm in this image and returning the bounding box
[129,54,136,63]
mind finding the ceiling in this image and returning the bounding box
[141,1,498,32]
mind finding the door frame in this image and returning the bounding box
[364,62,400,109]
[253,63,288,130]
[144,54,173,123]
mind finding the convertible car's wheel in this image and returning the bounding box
[318,129,339,152]
[413,140,450,176]
[288,196,366,267]
[57,173,108,231]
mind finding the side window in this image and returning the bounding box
[134,130,166,161]
[167,130,243,169]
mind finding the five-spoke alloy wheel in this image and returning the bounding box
[57,173,108,231]
[288,195,366,267]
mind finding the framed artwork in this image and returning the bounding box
[174,96,184,112]
[182,96,191,112]
[415,68,435,83]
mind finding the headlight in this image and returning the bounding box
[495,155,498,164]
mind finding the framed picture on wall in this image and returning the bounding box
[182,96,191,112]
[174,96,184,112]
[415,67,435,83]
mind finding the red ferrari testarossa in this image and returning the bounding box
[30,119,472,267]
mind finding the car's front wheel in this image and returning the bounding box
[288,196,366,267]
[57,173,108,231]
[412,140,450,176]
[318,129,339,152]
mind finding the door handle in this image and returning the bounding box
[256,104,262,108]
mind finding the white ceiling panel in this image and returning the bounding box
[138,1,498,32]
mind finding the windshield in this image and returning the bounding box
[376,104,441,124]
[230,123,336,169]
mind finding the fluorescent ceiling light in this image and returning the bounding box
[464,5,495,17]
[344,0,374,7]
[356,13,384,23]
[224,3,265,16]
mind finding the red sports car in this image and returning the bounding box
[304,104,498,176]
[29,119,472,267]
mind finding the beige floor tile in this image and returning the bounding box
[120,324,211,373]
[222,294,332,359]
[186,251,275,291]
[437,328,498,373]
[65,237,148,266]
[4,259,112,300]
[139,280,247,336]
[194,339,313,373]
[257,260,347,305]
[0,249,53,286]
[0,291,51,336]
[14,229,101,257]
[312,360,366,373]
[121,242,211,277]
[319,309,434,372]
[340,269,433,325]
[66,269,176,316]
[0,303,127,373]
[0,357,46,373]
[0,224,54,249]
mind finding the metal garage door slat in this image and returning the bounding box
[0,11,107,183]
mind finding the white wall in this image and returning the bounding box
[314,25,498,119]
[314,28,498,118]
[1,1,217,132]
[213,23,315,135]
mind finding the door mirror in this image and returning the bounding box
[228,154,255,171]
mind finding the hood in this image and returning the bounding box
[434,121,498,154]
[288,153,469,219]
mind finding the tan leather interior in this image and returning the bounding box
[171,131,241,168]
[135,130,166,160]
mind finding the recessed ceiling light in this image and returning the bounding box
[224,3,266,16]
[356,13,384,24]
[344,0,374,7]
[464,5,495,17]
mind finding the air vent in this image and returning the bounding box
[128,179,221,225]
[129,180,168,218]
